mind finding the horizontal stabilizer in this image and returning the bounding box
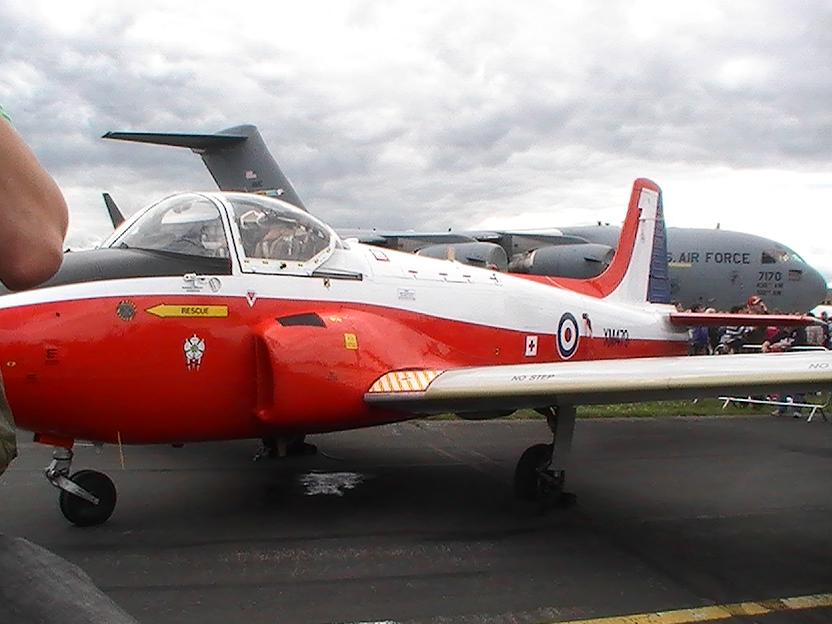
[101,131,246,150]
[669,312,826,327]
[103,125,306,209]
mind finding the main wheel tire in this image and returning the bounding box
[514,443,554,502]
[59,470,117,527]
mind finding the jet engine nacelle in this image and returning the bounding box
[252,309,454,432]
[416,242,508,271]
[508,243,614,278]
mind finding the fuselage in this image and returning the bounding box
[0,192,688,446]
[559,225,827,312]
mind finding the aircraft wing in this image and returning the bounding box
[364,351,832,415]
[465,231,590,247]
[338,230,480,247]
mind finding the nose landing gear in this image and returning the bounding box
[513,405,577,510]
[45,447,117,527]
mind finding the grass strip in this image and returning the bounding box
[427,396,828,420]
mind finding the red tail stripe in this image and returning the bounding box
[519,179,660,299]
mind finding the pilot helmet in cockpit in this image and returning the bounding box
[200,219,228,257]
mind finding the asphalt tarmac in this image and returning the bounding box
[2,414,832,624]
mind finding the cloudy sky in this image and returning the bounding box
[2,0,831,284]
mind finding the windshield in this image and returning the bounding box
[228,194,334,264]
[761,249,798,265]
[111,194,229,259]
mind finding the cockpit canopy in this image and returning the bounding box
[105,192,339,275]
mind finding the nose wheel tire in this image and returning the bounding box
[58,470,117,527]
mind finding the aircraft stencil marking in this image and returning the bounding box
[525,335,538,357]
[183,335,205,370]
[146,304,228,318]
[603,328,630,347]
[182,274,222,293]
[344,333,358,350]
[397,288,416,301]
[245,291,257,307]
[44,347,59,365]
[556,313,579,359]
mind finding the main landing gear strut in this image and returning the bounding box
[514,405,577,510]
[45,446,117,527]
[253,435,318,461]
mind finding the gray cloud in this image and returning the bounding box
[1,1,830,281]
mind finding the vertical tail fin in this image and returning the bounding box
[587,178,670,304]
[102,193,125,228]
[102,125,306,210]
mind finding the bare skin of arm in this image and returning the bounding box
[0,119,68,290]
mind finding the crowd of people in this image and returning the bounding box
[687,295,832,356]
[685,294,831,418]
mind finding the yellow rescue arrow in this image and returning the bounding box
[145,304,228,318]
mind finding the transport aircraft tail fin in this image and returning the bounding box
[102,125,306,210]
[102,193,125,228]
[587,178,671,304]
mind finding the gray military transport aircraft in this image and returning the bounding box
[103,125,828,313]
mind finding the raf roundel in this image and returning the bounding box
[556,312,580,359]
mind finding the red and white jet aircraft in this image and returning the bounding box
[1,178,830,526]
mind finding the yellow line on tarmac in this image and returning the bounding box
[548,593,832,624]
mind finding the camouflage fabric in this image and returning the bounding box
[0,374,17,477]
